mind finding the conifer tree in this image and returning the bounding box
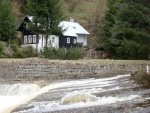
[100,0,150,59]
[22,0,64,45]
[113,0,150,59]
[0,0,16,43]
[100,0,118,58]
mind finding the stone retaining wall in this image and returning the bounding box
[0,58,149,81]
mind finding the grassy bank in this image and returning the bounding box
[0,58,149,65]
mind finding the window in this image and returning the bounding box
[74,39,76,44]
[28,35,32,43]
[33,35,36,43]
[52,37,55,43]
[24,36,27,44]
[67,37,70,43]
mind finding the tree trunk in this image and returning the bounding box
[45,17,49,46]
[42,34,43,48]
[46,35,48,46]
[36,34,39,50]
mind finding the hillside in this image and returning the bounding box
[11,0,107,47]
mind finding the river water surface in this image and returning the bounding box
[0,74,150,113]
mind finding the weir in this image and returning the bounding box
[0,59,150,113]
[0,58,149,81]
[0,74,149,113]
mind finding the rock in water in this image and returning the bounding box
[131,71,150,87]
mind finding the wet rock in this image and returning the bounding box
[131,71,150,87]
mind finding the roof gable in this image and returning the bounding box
[19,16,90,37]
[60,21,90,37]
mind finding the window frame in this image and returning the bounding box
[24,36,28,44]
[28,35,32,44]
[67,37,70,44]
[33,35,36,43]
[52,37,55,43]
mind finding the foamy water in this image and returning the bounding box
[12,93,141,113]
[0,84,40,113]
[1,74,150,113]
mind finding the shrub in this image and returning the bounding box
[0,41,6,57]
[56,48,66,59]
[40,46,83,60]
[10,44,38,58]
[22,46,39,58]
[40,46,56,59]
[41,46,66,59]
[10,44,23,58]
[65,47,84,60]
[13,48,24,58]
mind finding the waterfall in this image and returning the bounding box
[0,84,40,96]
[1,74,150,113]
[0,83,40,113]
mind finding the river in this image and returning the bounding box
[0,74,150,113]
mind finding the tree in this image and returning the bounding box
[99,0,150,59]
[22,0,64,46]
[113,0,150,59]
[99,0,118,58]
[0,0,16,43]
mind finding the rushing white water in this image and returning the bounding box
[12,92,140,113]
[1,74,150,113]
[0,84,40,113]
[0,84,40,96]
[61,91,98,104]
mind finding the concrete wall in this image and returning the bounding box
[0,58,149,81]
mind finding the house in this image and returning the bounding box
[18,16,90,50]
[59,17,90,48]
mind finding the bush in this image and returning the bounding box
[22,46,39,58]
[10,44,38,58]
[65,47,84,60]
[40,46,56,59]
[0,41,6,57]
[55,48,66,59]
[9,44,23,58]
[13,47,24,58]
[40,46,84,60]
[0,41,39,58]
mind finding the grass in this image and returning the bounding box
[0,58,149,65]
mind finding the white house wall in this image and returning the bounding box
[38,34,44,50]
[21,34,59,51]
[47,35,59,49]
[21,44,37,49]
[77,34,87,46]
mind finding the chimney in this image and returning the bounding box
[70,17,74,22]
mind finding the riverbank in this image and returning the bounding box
[0,58,149,82]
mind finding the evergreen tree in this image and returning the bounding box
[113,0,150,59]
[100,0,150,59]
[0,0,16,43]
[22,0,64,45]
[99,0,118,58]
